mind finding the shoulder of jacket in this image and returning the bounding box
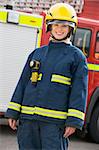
[70,45,86,61]
[35,45,48,51]
[28,45,48,58]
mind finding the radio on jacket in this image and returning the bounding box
[30,60,40,84]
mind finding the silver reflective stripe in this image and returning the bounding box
[8,102,21,112]
[21,106,67,119]
[35,107,67,119]
[68,109,85,120]
[51,74,71,85]
[21,106,35,114]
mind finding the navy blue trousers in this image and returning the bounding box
[17,119,68,150]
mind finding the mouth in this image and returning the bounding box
[56,32,64,36]
[55,33,65,38]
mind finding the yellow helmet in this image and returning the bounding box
[46,3,77,32]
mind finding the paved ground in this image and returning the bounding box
[0,123,99,150]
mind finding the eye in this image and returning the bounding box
[62,25,68,28]
[52,24,59,28]
[54,24,58,27]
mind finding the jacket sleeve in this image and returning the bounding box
[5,52,34,120]
[65,53,88,130]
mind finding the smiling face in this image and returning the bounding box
[51,23,70,41]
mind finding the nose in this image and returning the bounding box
[56,25,63,32]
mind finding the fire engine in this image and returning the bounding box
[0,0,99,143]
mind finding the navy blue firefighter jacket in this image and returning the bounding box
[5,41,88,130]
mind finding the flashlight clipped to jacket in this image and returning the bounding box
[30,60,40,85]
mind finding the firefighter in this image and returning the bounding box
[5,3,88,150]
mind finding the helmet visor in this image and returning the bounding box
[47,20,75,28]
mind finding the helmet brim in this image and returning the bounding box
[46,20,75,28]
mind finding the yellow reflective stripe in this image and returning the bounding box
[35,107,67,119]
[0,11,7,23]
[19,15,43,28]
[8,102,21,112]
[68,109,85,120]
[51,74,71,85]
[21,106,35,114]
[21,106,67,119]
[38,73,42,81]
[87,63,99,71]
